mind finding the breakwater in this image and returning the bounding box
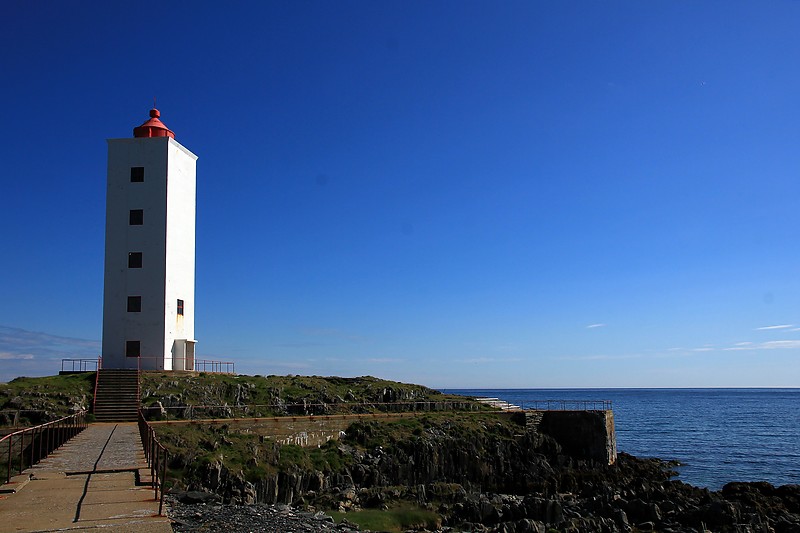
[451,388,800,489]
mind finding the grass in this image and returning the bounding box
[153,423,353,487]
[139,373,463,419]
[329,505,440,532]
[0,373,95,399]
[344,412,521,449]
[0,373,95,426]
[151,409,521,494]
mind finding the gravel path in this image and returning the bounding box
[167,498,363,532]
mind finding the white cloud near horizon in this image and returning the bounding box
[0,351,35,360]
[755,324,794,330]
[558,336,800,363]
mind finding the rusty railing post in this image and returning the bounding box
[153,441,159,501]
[159,449,167,515]
[7,436,12,483]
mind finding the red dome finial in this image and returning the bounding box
[133,107,174,139]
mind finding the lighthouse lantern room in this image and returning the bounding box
[101,108,198,371]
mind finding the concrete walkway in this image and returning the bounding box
[0,423,172,532]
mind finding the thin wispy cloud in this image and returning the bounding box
[586,323,606,329]
[0,351,35,360]
[0,325,99,352]
[363,358,403,364]
[560,336,800,363]
[755,324,794,331]
[0,325,100,382]
[718,340,800,351]
[760,340,800,350]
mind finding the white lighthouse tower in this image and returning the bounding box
[101,108,198,371]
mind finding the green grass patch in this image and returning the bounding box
[329,505,440,532]
[139,372,466,419]
[154,423,352,488]
[0,373,95,426]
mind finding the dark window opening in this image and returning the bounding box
[130,167,144,182]
[126,340,141,358]
[127,296,142,312]
[128,252,143,268]
[177,299,184,316]
[129,209,143,225]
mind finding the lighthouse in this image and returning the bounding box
[101,108,198,371]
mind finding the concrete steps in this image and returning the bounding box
[93,370,139,422]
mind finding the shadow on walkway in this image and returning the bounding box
[0,423,171,532]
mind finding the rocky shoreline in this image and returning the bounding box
[167,459,800,533]
[138,375,800,532]
[168,495,361,532]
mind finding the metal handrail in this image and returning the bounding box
[192,359,236,373]
[138,398,613,422]
[137,411,168,515]
[112,355,235,373]
[60,358,100,373]
[1,411,88,484]
[524,399,612,411]
[92,357,102,414]
[476,398,613,411]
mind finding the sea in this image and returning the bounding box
[445,388,800,491]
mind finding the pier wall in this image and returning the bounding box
[531,410,616,464]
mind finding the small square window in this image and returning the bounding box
[129,209,143,225]
[128,252,143,268]
[126,340,141,358]
[130,167,144,182]
[127,296,142,312]
[177,299,184,316]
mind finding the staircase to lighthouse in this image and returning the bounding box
[93,369,139,422]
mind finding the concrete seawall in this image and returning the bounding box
[533,410,616,464]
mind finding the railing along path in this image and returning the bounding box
[138,411,168,515]
[0,411,88,484]
[141,397,612,420]
[61,355,235,374]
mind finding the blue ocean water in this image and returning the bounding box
[446,388,800,490]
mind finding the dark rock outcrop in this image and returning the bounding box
[166,416,800,532]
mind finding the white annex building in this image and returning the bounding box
[101,108,198,371]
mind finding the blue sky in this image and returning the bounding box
[2,1,800,387]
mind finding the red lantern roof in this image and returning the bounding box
[133,108,175,139]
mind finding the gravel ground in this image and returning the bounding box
[167,497,362,533]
